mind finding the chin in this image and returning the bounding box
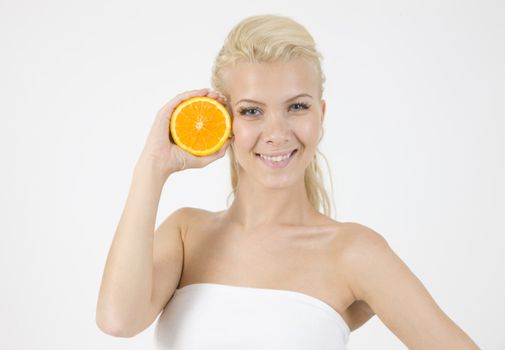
[256,172,303,189]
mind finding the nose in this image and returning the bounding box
[262,112,292,145]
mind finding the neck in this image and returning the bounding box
[224,174,318,232]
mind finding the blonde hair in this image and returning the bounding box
[210,14,336,218]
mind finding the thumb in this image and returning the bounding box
[214,139,231,158]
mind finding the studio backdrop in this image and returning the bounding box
[1,0,503,349]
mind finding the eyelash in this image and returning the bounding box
[238,102,311,117]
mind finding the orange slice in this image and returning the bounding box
[169,96,232,156]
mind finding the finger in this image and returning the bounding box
[206,90,227,105]
[216,97,227,106]
[212,140,231,159]
[206,90,220,98]
[174,88,210,103]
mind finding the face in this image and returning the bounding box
[223,58,326,189]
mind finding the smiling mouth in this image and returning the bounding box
[255,149,298,168]
[255,149,297,159]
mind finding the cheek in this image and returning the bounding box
[232,117,321,149]
[232,122,258,148]
[295,119,320,146]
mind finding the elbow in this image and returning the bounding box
[96,312,137,338]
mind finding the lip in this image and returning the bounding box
[255,149,297,157]
[255,149,297,169]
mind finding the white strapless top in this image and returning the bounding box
[154,283,351,350]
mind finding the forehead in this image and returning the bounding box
[224,58,319,100]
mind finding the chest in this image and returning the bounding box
[177,216,356,318]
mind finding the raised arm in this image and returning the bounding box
[95,88,230,337]
[95,159,174,337]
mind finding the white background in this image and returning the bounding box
[1,0,503,349]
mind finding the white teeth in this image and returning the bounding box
[259,151,293,162]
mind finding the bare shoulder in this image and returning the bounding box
[333,222,481,349]
[173,206,208,215]
[334,222,394,298]
[337,222,389,252]
[170,207,218,239]
[175,207,219,223]
[324,221,388,253]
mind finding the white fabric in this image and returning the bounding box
[154,283,351,350]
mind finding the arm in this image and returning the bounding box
[95,158,181,337]
[341,224,481,350]
[95,88,229,337]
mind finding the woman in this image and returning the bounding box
[96,14,480,349]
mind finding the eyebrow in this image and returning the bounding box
[235,93,313,106]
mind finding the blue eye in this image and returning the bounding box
[238,102,311,117]
[239,107,261,116]
[290,102,311,111]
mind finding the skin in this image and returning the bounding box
[177,58,480,348]
[222,58,327,230]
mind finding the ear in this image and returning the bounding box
[320,99,326,125]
